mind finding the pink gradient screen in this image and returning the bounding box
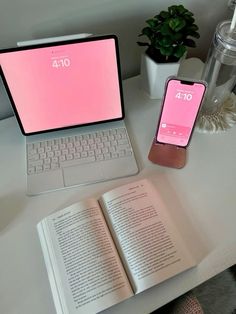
[0,38,123,134]
[156,79,206,146]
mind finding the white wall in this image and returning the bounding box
[0,0,231,119]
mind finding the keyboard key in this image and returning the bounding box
[81,151,88,158]
[95,149,102,155]
[43,164,51,171]
[74,152,81,159]
[52,157,58,163]
[119,151,125,157]
[62,149,68,155]
[74,141,81,147]
[47,151,54,158]
[104,153,111,160]
[88,151,95,156]
[66,154,73,160]
[52,145,59,151]
[111,140,118,146]
[90,143,96,150]
[28,167,35,175]
[44,158,51,164]
[67,143,73,149]
[28,148,37,156]
[38,147,45,154]
[76,146,83,153]
[111,152,118,158]
[30,154,39,161]
[36,165,43,173]
[118,139,128,145]
[126,150,132,156]
[102,147,109,154]
[96,155,104,161]
[54,151,61,157]
[88,138,94,145]
[51,163,59,170]
[59,155,66,162]
[117,144,130,151]
[39,152,47,159]
[109,146,116,153]
[67,149,74,155]
[108,135,115,141]
[60,143,66,149]
[102,136,108,142]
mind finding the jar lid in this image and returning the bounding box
[216,20,236,52]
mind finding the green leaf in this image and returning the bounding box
[154,14,160,20]
[187,30,200,39]
[153,40,161,49]
[183,15,195,24]
[184,38,197,47]
[176,5,187,14]
[159,37,173,47]
[160,23,172,35]
[168,5,178,16]
[146,19,156,28]
[137,41,150,47]
[184,11,194,16]
[141,27,153,38]
[160,46,174,56]
[173,45,186,58]
[159,11,170,19]
[169,18,186,32]
[189,24,199,31]
[155,23,163,32]
[173,32,183,41]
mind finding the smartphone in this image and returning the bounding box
[155,77,207,147]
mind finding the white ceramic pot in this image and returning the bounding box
[140,53,182,99]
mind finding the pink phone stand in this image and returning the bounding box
[148,140,187,169]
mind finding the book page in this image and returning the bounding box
[37,199,133,314]
[100,179,196,294]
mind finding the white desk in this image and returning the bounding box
[0,76,236,314]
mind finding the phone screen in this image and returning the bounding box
[156,78,206,147]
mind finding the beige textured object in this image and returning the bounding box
[196,93,236,133]
[173,293,204,314]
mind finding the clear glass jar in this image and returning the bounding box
[201,20,236,114]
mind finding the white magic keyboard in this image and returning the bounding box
[26,127,133,175]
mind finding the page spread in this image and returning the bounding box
[100,179,196,293]
[37,178,197,314]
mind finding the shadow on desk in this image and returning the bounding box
[0,192,26,233]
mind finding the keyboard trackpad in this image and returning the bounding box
[63,163,104,187]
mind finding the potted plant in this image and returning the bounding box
[137,5,200,99]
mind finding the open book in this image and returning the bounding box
[37,178,196,314]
